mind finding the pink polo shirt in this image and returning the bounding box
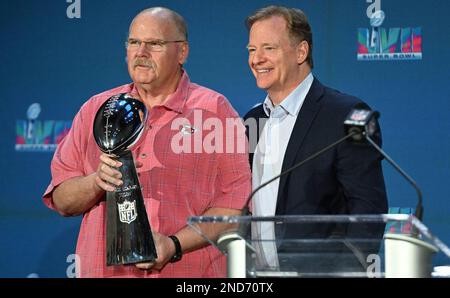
[43,71,251,277]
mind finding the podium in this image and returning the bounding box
[187,214,450,278]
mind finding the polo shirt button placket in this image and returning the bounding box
[137,153,147,178]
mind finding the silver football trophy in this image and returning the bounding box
[93,93,157,266]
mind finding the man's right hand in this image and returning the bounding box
[53,153,143,216]
[94,153,123,192]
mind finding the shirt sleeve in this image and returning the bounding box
[42,105,90,210]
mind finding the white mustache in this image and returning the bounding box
[133,58,154,68]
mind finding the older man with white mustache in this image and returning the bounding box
[43,7,251,278]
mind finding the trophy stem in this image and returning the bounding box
[106,150,158,265]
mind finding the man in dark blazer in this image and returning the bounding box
[243,6,388,273]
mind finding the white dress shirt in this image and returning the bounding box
[251,73,314,269]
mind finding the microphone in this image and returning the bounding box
[343,107,424,221]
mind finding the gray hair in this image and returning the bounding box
[129,7,188,40]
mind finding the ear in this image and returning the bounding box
[296,40,309,65]
[178,42,190,65]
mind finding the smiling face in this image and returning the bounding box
[127,12,188,92]
[247,16,309,104]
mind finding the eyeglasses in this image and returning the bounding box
[125,38,186,52]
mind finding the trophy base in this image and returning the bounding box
[106,150,158,266]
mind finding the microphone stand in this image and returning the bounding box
[365,135,423,221]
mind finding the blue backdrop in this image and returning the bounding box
[1,0,449,277]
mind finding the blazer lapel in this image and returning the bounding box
[246,105,269,169]
[276,78,325,214]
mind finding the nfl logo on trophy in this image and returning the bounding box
[118,201,137,224]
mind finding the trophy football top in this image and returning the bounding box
[93,93,147,155]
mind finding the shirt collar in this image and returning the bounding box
[263,72,314,117]
[162,70,190,114]
[129,69,190,114]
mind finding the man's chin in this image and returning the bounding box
[134,80,155,86]
[131,74,156,84]
[256,81,271,91]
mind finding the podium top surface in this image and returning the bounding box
[187,214,450,277]
[188,213,409,224]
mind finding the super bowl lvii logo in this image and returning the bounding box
[357,0,422,61]
[15,103,71,152]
